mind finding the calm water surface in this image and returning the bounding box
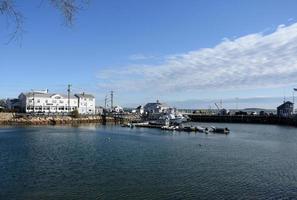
[1,123,297,199]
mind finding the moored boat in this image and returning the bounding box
[210,126,230,134]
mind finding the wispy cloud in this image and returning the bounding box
[128,54,157,61]
[97,23,297,93]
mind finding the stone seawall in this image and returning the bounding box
[0,113,14,121]
[0,115,107,125]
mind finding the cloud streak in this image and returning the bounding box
[97,23,297,93]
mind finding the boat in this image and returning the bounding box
[121,123,134,128]
[161,125,179,131]
[195,126,206,132]
[210,126,230,134]
[182,126,196,132]
[170,113,188,125]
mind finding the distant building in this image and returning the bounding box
[143,100,170,114]
[95,106,104,115]
[277,101,294,117]
[234,111,248,116]
[18,90,95,114]
[113,105,124,113]
[6,98,21,111]
[136,105,144,114]
[218,108,229,116]
[0,99,8,109]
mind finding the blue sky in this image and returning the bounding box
[1,0,297,108]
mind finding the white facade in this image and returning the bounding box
[135,105,144,114]
[113,105,123,113]
[75,93,96,115]
[144,100,170,114]
[19,91,95,115]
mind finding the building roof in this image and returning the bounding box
[144,102,168,109]
[21,92,76,99]
[277,101,294,109]
[75,93,95,99]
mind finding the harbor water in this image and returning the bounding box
[1,123,297,199]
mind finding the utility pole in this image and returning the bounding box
[67,84,71,113]
[104,95,108,109]
[31,89,35,113]
[110,90,114,110]
[293,88,297,113]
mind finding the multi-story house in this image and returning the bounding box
[277,101,294,117]
[143,100,170,114]
[75,93,96,115]
[18,90,95,114]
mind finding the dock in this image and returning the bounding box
[187,114,297,126]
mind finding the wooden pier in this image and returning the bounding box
[187,114,297,126]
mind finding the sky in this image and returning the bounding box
[1,0,297,108]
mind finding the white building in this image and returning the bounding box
[18,90,95,115]
[143,100,170,114]
[112,105,124,113]
[75,93,96,115]
[135,105,144,114]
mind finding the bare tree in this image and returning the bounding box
[0,0,89,43]
[0,0,23,43]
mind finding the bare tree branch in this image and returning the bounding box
[0,0,89,44]
[50,0,78,26]
[0,0,24,43]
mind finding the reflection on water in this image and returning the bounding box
[1,123,297,200]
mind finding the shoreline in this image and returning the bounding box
[1,112,297,127]
[0,113,119,126]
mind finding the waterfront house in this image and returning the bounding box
[19,91,78,113]
[136,105,144,114]
[143,100,170,114]
[95,106,104,115]
[6,98,21,112]
[277,101,294,117]
[18,90,95,115]
[112,105,124,113]
[74,93,96,115]
[0,99,8,110]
